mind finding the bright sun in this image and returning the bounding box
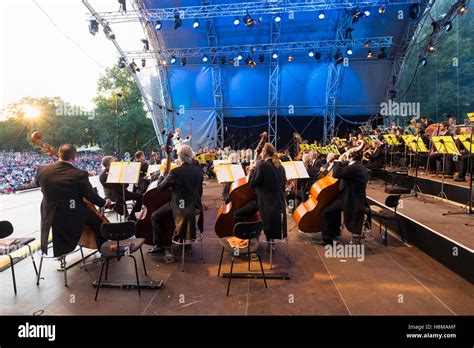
[22,105,40,119]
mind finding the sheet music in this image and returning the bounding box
[230,164,245,181]
[293,161,310,179]
[106,162,122,183]
[147,165,160,176]
[106,162,141,184]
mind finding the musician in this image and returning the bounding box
[99,156,143,221]
[148,145,203,263]
[172,128,191,155]
[320,150,369,246]
[308,150,326,178]
[234,143,287,241]
[35,144,112,257]
[319,152,337,177]
[454,130,473,182]
[428,121,454,176]
[364,139,384,170]
[448,116,457,133]
[134,151,149,194]
[420,116,433,130]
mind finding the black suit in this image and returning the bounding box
[365,148,384,170]
[320,161,369,242]
[235,158,287,240]
[151,162,203,246]
[99,170,142,217]
[36,161,106,256]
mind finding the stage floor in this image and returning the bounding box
[0,178,473,315]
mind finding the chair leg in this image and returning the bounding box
[79,245,86,268]
[139,247,147,275]
[247,242,251,271]
[94,258,106,301]
[256,255,268,289]
[36,255,44,286]
[199,235,205,264]
[269,240,273,271]
[130,255,141,296]
[61,256,68,287]
[396,219,403,241]
[226,256,236,297]
[181,243,185,272]
[104,259,110,281]
[9,256,17,295]
[217,246,224,277]
[26,245,38,276]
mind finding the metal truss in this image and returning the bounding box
[322,12,352,145]
[386,0,432,127]
[202,0,225,149]
[122,36,393,60]
[133,0,175,136]
[268,16,282,148]
[94,0,418,23]
[82,0,164,146]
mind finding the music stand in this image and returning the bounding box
[444,129,474,218]
[383,134,400,169]
[406,135,429,197]
[431,136,460,201]
[107,162,141,220]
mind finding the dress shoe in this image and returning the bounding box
[147,245,165,254]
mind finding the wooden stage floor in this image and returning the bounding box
[0,179,473,315]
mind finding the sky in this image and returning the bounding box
[0,0,145,118]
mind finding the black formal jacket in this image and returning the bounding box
[368,148,384,169]
[35,161,106,256]
[99,170,122,202]
[249,158,287,239]
[157,162,203,238]
[332,160,369,235]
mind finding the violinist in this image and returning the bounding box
[147,145,203,263]
[234,143,287,242]
[319,150,369,246]
[364,139,384,170]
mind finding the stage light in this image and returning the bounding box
[221,56,226,65]
[352,8,363,23]
[243,12,255,28]
[233,17,240,25]
[250,47,256,54]
[141,59,146,68]
[193,19,200,29]
[334,51,344,64]
[118,57,126,68]
[378,47,388,59]
[89,20,99,35]
[202,55,209,63]
[346,47,353,55]
[274,15,282,23]
[458,5,467,15]
[364,9,371,17]
[155,21,162,30]
[444,21,453,31]
[318,11,325,20]
[367,50,373,58]
[229,58,235,65]
[409,3,421,19]
[272,52,278,59]
[378,6,385,14]
[129,61,140,73]
[308,50,315,58]
[118,0,126,12]
[287,54,293,62]
[173,14,182,30]
[141,39,149,51]
[103,24,115,40]
[170,56,177,64]
[428,45,436,53]
[419,57,427,66]
[181,57,187,66]
[364,39,371,48]
[259,54,265,63]
[237,54,243,61]
[314,51,321,60]
[161,59,167,66]
[245,56,256,68]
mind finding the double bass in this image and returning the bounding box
[30,131,108,249]
[292,142,363,233]
[136,131,174,245]
[214,132,267,238]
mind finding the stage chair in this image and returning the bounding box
[370,194,403,246]
[261,213,290,270]
[217,221,267,297]
[95,221,147,301]
[170,210,205,272]
[0,221,38,295]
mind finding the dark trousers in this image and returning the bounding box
[459,153,473,178]
[429,153,453,175]
[115,190,142,217]
[151,203,173,247]
[234,200,258,223]
[320,198,343,242]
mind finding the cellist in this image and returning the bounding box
[234,143,287,242]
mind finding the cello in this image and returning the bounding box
[292,142,363,233]
[136,131,174,245]
[30,131,109,249]
[214,132,267,238]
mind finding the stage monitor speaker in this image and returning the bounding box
[385,186,411,195]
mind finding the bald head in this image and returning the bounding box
[59,144,77,162]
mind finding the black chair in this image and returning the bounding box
[95,221,147,301]
[217,221,267,297]
[0,221,38,295]
[370,194,403,246]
